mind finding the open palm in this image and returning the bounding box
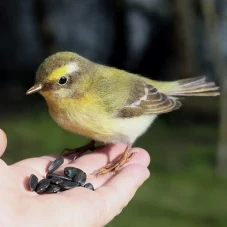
[0,129,150,227]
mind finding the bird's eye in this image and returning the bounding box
[58,76,67,85]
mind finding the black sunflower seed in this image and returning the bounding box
[29,174,38,191]
[50,176,64,185]
[45,184,61,193]
[35,179,50,194]
[72,171,86,186]
[59,181,80,190]
[46,173,72,181]
[47,156,64,173]
[64,167,84,179]
[83,183,94,191]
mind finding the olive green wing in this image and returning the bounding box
[117,81,181,118]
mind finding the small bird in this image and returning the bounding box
[26,52,220,175]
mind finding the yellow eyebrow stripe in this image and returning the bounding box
[48,65,69,81]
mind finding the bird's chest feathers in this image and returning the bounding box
[47,96,109,139]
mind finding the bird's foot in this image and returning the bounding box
[93,144,134,176]
[61,140,102,160]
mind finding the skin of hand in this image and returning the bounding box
[0,129,150,227]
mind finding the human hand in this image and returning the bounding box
[0,129,150,227]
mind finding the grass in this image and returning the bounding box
[1,109,226,227]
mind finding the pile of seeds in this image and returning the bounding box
[29,156,94,194]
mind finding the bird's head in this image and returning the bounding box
[26,52,94,102]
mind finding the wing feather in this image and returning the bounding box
[117,81,181,118]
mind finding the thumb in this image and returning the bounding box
[0,129,7,157]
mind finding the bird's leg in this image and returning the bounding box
[61,140,104,160]
[94,144,135,176]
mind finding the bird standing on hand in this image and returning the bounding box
[26,52,220,175]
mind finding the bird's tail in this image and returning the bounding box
[158,76,220,97]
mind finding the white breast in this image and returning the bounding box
[110,114,157,144]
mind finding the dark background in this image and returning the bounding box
[0,1,226,226]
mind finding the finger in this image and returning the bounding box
[96,164,150,226]
[0,129,7,157]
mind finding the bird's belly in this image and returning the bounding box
[110,114,157,143]
[50,106,156,144]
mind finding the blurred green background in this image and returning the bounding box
[0,1,226,226]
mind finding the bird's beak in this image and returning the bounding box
[26,83,42,95]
